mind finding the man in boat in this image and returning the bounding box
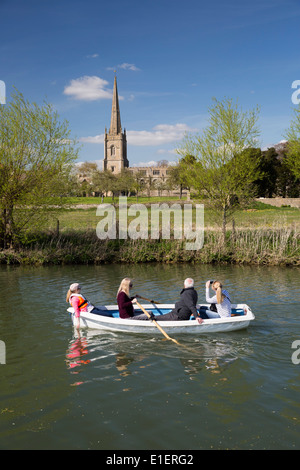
[153,278,198,321]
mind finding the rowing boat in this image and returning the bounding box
[67,303,255,334]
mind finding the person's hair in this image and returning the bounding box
[66,283,81,303]
[66,289,72,303]
[117,278,133,298]
[184,278,194,288]
[212,281,225,304]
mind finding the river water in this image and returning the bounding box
[0,263,299,450]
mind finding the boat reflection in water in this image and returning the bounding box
[65,327,253,385]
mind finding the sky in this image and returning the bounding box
[1,0,300,168]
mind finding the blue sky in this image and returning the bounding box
[1,0,300,167]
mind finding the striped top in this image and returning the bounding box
[205,288,231,318]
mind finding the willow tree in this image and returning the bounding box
[0,90,78,248]
[176,97,261,243]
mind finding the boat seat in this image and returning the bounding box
[231,308,245,316]
[190,308,245,320]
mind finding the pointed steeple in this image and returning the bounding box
[104,75,128,173]
[109,75,122,135]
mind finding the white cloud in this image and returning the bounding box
[131,160,177,167]
[127,123,197,146]
[107,63,141,72]
[63,76,113,101]
[86,54,99,59]
[80,123,197,146]
[157,149,177,155]
[119,63,141,71]
[131,161,158,167]
[80,134,105,144]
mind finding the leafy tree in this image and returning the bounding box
[284,105,300,179]
[92,170,117,201]
[176,97,261,242]
[167,157,195,198]
[253,147,278,197]
[276,157,300,198]
[76,162,99,196]
[131,170,147,202]
[0,90,78,248]
[117,168,135,196]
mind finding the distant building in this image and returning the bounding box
[103,75,129,174]
[102,75,186,197]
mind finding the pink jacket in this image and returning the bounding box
[70,295,88,318]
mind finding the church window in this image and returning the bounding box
[111,145,115,156]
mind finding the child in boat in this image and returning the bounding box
[117,278,153,320]
[197,280,231,321]
[66,283,112,329]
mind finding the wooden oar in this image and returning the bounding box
[138,296,161,304]
[135,300,180,346]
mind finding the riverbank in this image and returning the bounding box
[1,225,299,266]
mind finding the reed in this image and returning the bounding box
[0,224,298,266]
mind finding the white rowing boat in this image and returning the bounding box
[67,303,255,335]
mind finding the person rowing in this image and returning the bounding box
[116,278,154,320]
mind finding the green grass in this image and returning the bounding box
[1,225,298,266]
[65,195,183,205]
[50,200,300,233]
[1,198,298,266]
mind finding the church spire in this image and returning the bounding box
[109,75,122,134]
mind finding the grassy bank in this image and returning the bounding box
[1,200,299,266]
[1,225,299,266]
[53,200,300,231]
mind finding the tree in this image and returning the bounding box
[92,170,108,201]
[92,170,117,201]
[253,147,277,198]
[76,162,98,196]
[284,105,300,179]
[176,97,261,243]
[131,171,146,202]
[117,169,135,196]
[167,155,196,198]
[0,90,78,248]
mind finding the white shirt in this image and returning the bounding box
[205,288,231,317]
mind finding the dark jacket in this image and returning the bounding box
[117,291,134,318]
[172,287,198,320]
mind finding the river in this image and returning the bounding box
[0,263,299,450]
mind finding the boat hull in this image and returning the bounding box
[67,304,255,335]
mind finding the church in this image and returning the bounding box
[103,76,176,196]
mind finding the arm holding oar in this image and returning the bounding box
[135,300,181,346]
[138,296,161,304]
[116,278,154,321]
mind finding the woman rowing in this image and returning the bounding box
[117,278,153,320]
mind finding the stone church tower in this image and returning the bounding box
[103,75,129,173]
